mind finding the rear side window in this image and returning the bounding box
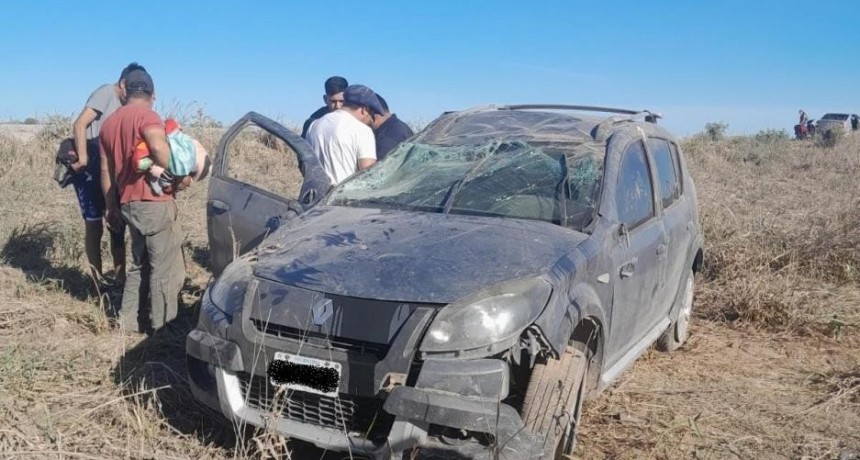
[616,141,654,228]
[648,138,681,208]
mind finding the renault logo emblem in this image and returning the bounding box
[312,298,333,326]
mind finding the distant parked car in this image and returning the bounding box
[817,113,859,134]
[187,105,704,459]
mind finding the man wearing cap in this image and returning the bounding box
[371,94,414,161]
[306,84,382,185]
[99,68,188,334]
[301,76,349,139]
[69,63,144,289]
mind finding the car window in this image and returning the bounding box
[616,140,654,228]
[224,124,303,201]
[648,138,681,208]
[822,113,849,121]
[669,142,684,194]
[325,141,574,225]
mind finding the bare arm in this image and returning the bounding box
[100,141,122,231]
[100,139,116,204]
[72,107,99,171]
[142,125,170,168]
[357,158,376,170]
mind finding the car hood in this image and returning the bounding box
[251,205,585,304]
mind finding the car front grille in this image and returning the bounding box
[237,372,393,440]
[251,319,390,359]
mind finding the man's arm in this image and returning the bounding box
[357,158,376,170]
[142,125,170,168]
[100,139,122,231]
[71,107,99,171]
[356,128,377,171]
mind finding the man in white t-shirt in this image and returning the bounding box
[306,84,382,184]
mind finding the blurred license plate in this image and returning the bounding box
[268,352,342,397]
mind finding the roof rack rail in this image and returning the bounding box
[498,104,662,123]
[499,104,641,115]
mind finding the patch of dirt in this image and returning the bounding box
[576,321,860,459]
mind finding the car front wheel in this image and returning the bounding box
[657,269,695,352]
[521,343,590,459]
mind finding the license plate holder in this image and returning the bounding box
[268,352,342,397]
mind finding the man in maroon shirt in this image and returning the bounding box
[99,69,188,333]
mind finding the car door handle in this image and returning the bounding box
[210,200,230,214]
[657,244,667,256]
[619,263,636,279]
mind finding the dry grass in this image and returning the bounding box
[223,127,304,201]
[0,124,307,460]
[0,120,857,459]
[687,133,860,341]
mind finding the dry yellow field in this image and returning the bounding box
[0,119,857,459]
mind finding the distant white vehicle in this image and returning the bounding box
[816,113,859,134]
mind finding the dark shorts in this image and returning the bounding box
[71,140,105,221]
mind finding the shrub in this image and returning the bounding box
[188,106,223,129]
[36,114,74,144]
[702,121,729,142]
[815,125,844,149]
[23,117,39,125]
[754,128,789,143]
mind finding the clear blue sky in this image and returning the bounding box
[2,1,858,135]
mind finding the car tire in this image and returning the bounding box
[521,343,590,459]
[656,269,695,352]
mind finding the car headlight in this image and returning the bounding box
[207,255,254,321]
[420,278,552,356]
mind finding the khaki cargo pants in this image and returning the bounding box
[118,200,186,333]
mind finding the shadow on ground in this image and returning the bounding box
[111,303,242,452]
[186,242,211,271]
[108,298,470,460]
[109,302,352,458]
[0,222,96,301]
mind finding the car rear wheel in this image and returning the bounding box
[657,269,695,352]
[521,343,590,459]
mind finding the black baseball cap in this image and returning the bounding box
[125,69,154,95]
[344,85,384,115]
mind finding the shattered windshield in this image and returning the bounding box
[325,140,604,229]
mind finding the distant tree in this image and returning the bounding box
[23,117,39,125]
[703,122,729,142]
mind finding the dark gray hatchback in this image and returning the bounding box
[186,105,704,459]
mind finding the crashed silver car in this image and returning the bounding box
[186,105,704,459]
[816,112,859,134]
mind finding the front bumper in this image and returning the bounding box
[186,327,542,459]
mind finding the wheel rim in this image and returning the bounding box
[675,274,694,342]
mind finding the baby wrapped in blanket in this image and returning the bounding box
[133,118,211,195]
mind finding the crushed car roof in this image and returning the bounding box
[412,104,663,147]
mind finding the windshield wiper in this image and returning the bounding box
[338,198,442,213]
